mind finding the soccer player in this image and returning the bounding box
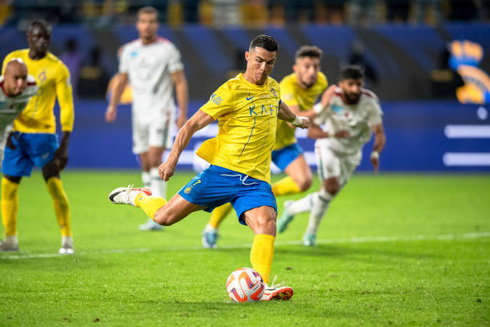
[109,35,310,301]
[201,45,330,248]
[277,65,386,246]
[105,6,189,232]
[0,59,37,164]
[0,20,75,254]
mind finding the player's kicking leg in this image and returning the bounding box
[242,206,293,301]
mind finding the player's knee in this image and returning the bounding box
[253,214,277,237]
[325,179,340,195]
[297,176,313,192]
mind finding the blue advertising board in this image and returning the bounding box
[66,99,490,172]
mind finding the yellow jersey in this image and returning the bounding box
[2,50,74,133]
[274,72,328,150]
[196,73,281,183]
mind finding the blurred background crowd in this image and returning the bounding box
[0,0,488,171]
[0,0,488,28]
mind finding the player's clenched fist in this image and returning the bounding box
[159,160,177,181]
[105,105,117,123]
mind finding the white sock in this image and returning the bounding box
[204,223,218,232]
[150,167,167,198]
[61,236,74,247]
[287,192,317,215]
[305,189,333,236]
[4,235,18,245]
[142,171,150,188]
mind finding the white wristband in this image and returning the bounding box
[291,116,302,127]
[313,103,324,114]
[370,151,379,160]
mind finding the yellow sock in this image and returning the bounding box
[1,177,19,236]
[271,176,301,196]
[209,202,232,228]
[134,193,167,221]
[46,177,71,237]
[250,234,275,284]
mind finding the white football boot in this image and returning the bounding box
[277,200,295,233]
[59,236,75,254]
[201,225,218,249]
[261,276,294,301]
[0,235,19,252]
[139,218,164,231]
[108,185,152,206]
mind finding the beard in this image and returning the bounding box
[344,92,361,104]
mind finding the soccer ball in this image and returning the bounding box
[226,267,265,303]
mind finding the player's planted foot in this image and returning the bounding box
[59,236,74,254]
[261,277,294,301]
[139,218,164,231]
[202,224,218,249]
[0,235,19,252]
[277,200,295,233]
[303,233,316,246]
[109,185,152,206]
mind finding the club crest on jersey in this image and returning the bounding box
[270,87,277,97]
[184,179,202,194]
[130,50,138,58]
[38,71,46,83]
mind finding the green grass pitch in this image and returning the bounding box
[0,170,489,326]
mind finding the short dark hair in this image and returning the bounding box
[249,35,278,53]
[138,6,159,19]
[295,45,323,60]
[341,65,364,80]
[28,20,51,34]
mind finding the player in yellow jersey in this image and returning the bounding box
[109,35,310,301]
[202,45,337,248]
[0,21,75,254]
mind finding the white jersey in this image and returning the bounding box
[0,75,37,135]
[314,87,383,155]
[119,37,184,121]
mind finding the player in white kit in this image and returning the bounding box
[105,6,188,231]
[0,59,37,164]
[277,65,386,246]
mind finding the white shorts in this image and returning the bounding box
[132,111,175,154]
[315,145,361,185]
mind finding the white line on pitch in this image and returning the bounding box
[0,232,488,260]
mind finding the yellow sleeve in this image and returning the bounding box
[280,79,298,108]
[56,63,75,132]
[199,83,235,119]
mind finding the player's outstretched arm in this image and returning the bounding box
[171,69,189,129]
[307,124,350,140]
[105,72,128,123]
[370,123,386,173]
[159,110,215,181]
[278,101,310,129]
[303,85,337,119]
